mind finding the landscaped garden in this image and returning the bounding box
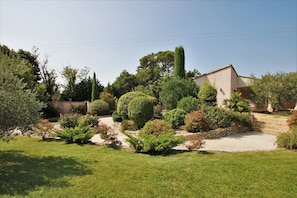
[1,44,297,197]
[1,137,297,198]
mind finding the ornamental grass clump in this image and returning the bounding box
[276,127,297,149]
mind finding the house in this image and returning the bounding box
[194,64,252,107]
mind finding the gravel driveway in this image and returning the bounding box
[91,117,278,152]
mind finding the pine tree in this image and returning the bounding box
[91,72,98,102]
[174,46,185,78]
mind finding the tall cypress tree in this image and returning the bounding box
[91,72,98,102]
[174,46,185,78]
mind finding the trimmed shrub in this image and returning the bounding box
[231,111,252,127]
[202,106,232,129]
[140,134,184,154]
[198,82,217,106]
[89,99,110,116]
[153,104,163,119]
[112,111,122,122]
[117,92,147,120]
[78,115,99,127]
[276,127,297,149]
[59,114,80,128]
[59,114,99,129]
[56,126,95,144]
[287,110,297,129]
[121,120,138,131]
[126,119,184,154]
[139,120,175,137]
[72,103,87,115]
[177,96,199,113]
[184,111,209,132]
[100,91,116,111]
[163,108,187,129]
[159,78,199,110]
[128,96,153,128]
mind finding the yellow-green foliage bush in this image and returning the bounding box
[126,120,184,154]
[117,92,147,120]
[276,127,297,149]
[89,99,110,116]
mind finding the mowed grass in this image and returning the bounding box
[1,137,297,197]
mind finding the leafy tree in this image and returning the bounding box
[99,91,116,111]
[174,46,185,78]
[72,77,93,101]
[159,77,199,110]
[61,66,78,100]
[186,69,201,78]
[249,72,297,111]
[91,72,99,102]
[0,55,44,140]
[198,81,217,106]
[110,70,138,98]
[17,46,41,84]
[136,50,174,86]
[39,56,60,101]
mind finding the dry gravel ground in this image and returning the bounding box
[90,117,277,152]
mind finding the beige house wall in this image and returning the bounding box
[194,65,250,106]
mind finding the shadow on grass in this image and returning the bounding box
[0,150,92,196]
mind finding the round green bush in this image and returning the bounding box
[177,96,199,113]
[139,119,175,137]
[159,78,199,110]
[112,111,122,122]
[117,92,147,120]
[202,106,232,129]
[128,96,153,128]
[100,91,116,111]
[59,114,80,128]
[89,99,110,116]
[184,111,209,132]
[163,108,187,129]
[78,115,99,127]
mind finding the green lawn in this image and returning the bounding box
[1,137,296,198]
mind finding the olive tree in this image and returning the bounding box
[0,54,44,140]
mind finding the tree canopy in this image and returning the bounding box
[249,72,297,111]
[0,52,44,140]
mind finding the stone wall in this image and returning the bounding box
[50,101,87,114]
[252,113,289,135]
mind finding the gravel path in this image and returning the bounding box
[90,117,278,152]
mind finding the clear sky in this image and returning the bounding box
[0,0,296,86]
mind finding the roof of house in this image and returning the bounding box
[194,64,251,79]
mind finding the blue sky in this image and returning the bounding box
[0,0,296,86]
